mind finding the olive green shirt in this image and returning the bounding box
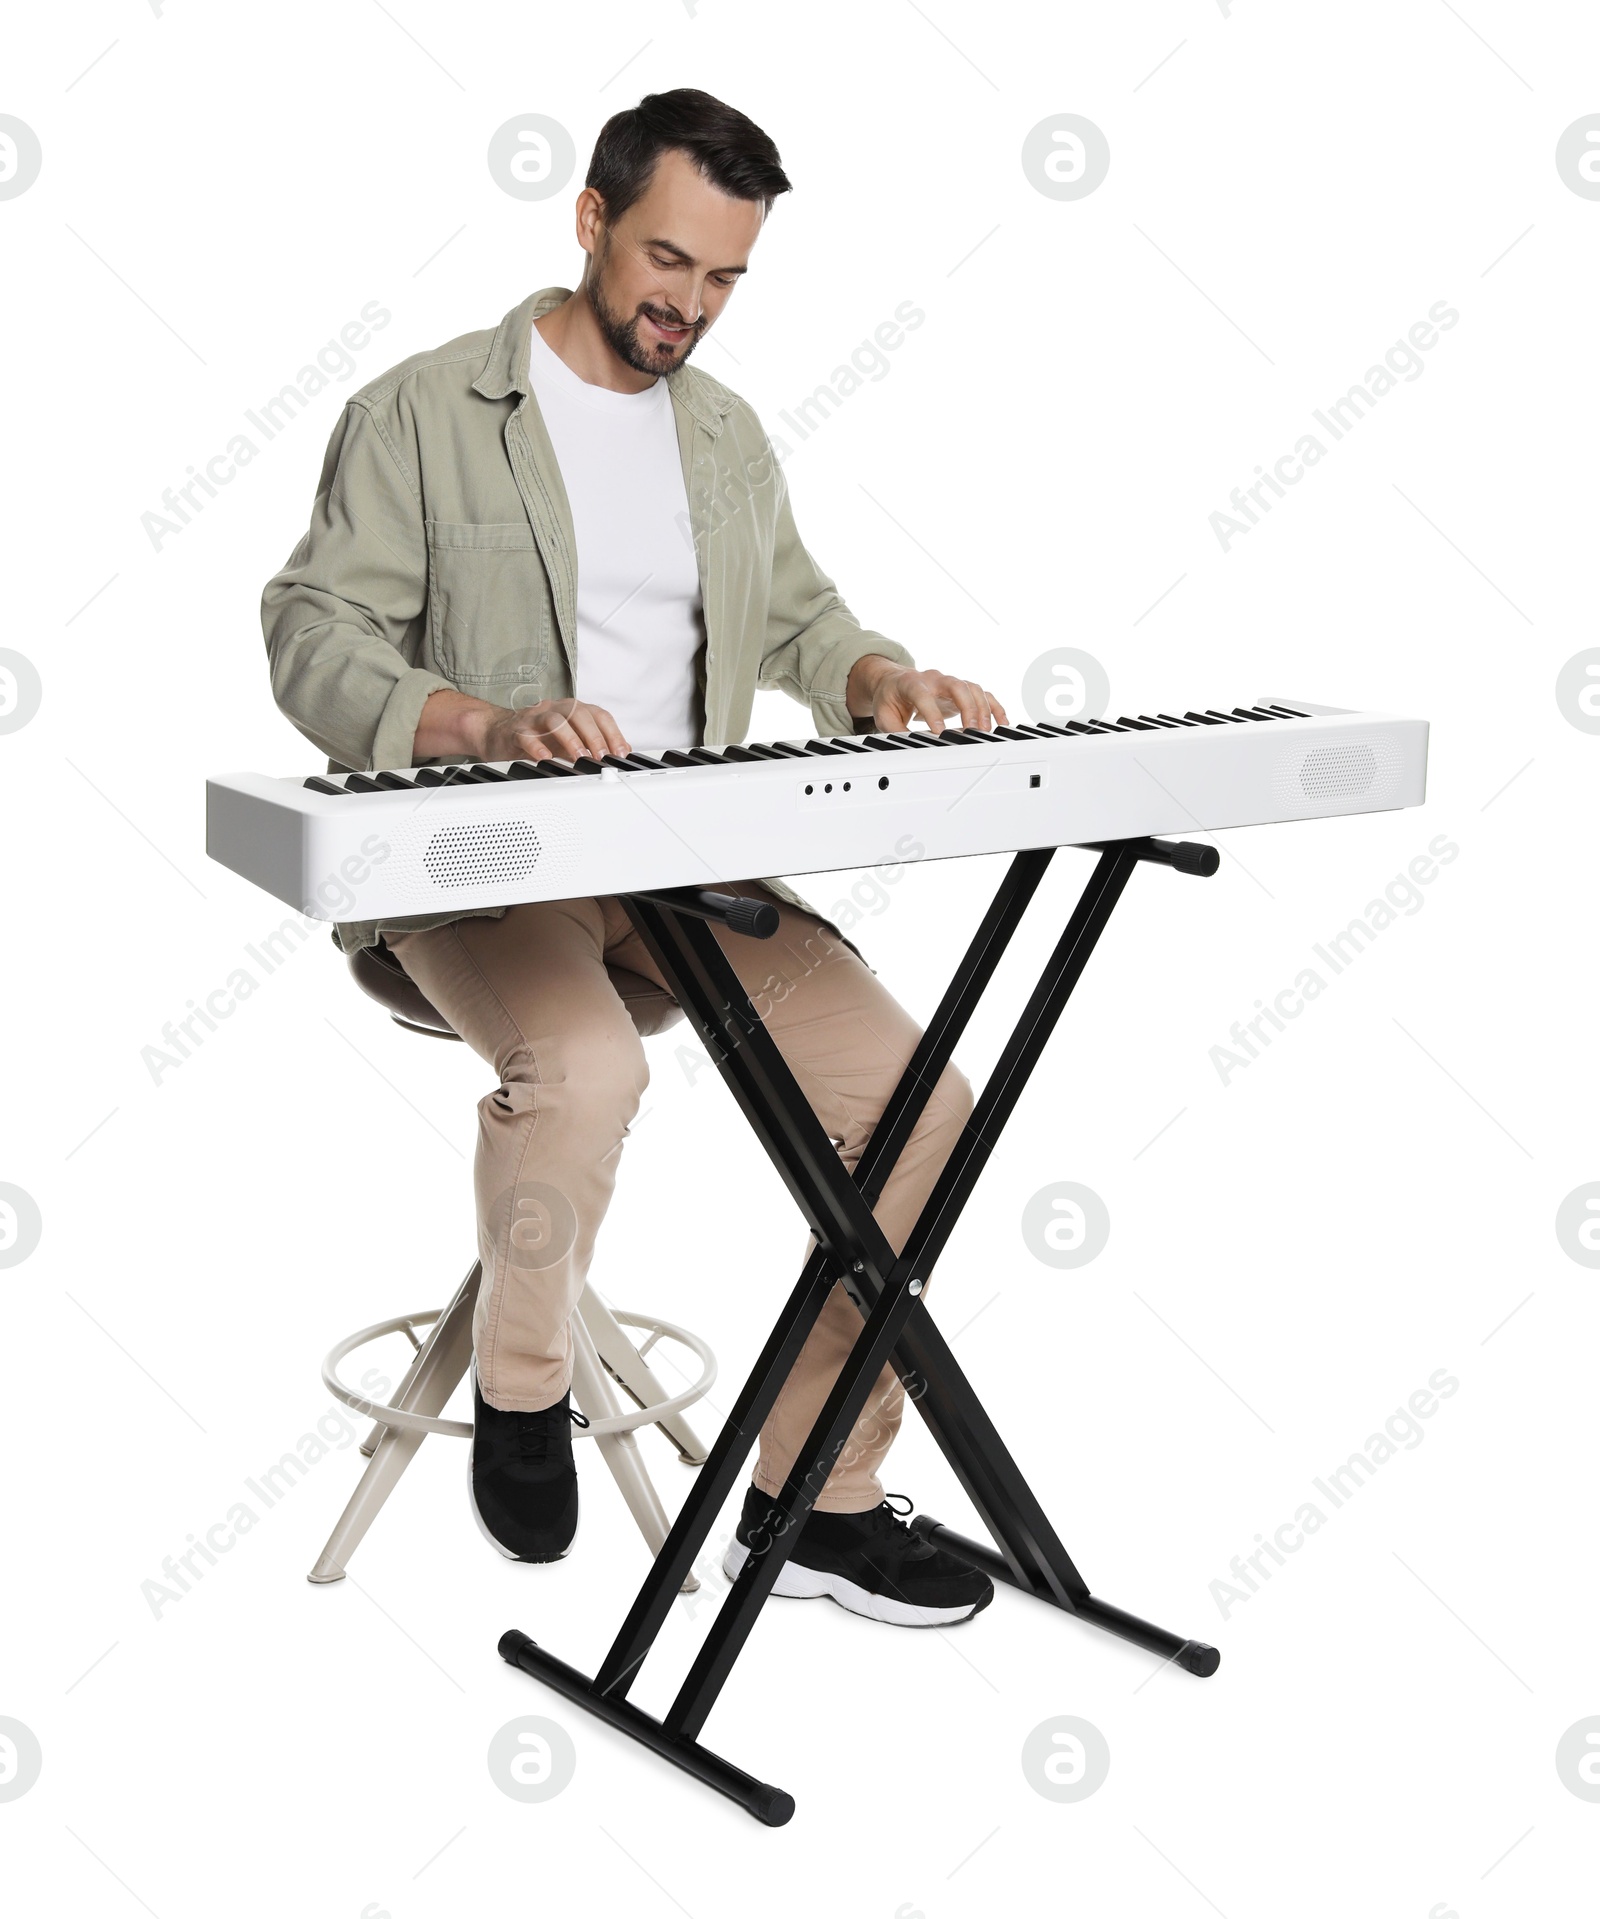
[260,285,915,955]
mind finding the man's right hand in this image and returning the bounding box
[414,688,631,764]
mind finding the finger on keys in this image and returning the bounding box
[593,708,631,757]
[949,678,988,731]
[567,720,609,761]
[907,683,948,732]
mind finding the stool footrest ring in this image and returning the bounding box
[321,1308,717,1441]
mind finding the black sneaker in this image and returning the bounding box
[468,1371,587,1562]
[722,1488,993,1626]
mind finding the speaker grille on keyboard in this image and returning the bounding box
[1270,732,1406,817]
[423,820,543,889]
[1298,743,1377,798]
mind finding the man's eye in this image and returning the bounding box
[712,275,738,289]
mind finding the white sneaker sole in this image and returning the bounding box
[722,1539,983,1627]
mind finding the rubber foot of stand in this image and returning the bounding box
[1177,1640,1221,1677]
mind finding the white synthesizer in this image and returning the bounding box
[206,699,1428,922]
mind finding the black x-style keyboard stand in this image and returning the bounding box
[499,837,1222,1824]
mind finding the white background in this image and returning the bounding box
[3,3,1597,1915]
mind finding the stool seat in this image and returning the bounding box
[347,939,685,1040]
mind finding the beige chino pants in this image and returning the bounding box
[388,884,972,1513]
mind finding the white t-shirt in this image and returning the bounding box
[525,320,704,753]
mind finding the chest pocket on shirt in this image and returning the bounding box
[425,520,553,699]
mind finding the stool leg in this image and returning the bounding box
[358,1265,482,1455]
[360,1338,424,1457]
[306,1265,478,1584]
[570,1308,699,1594]
[579,1285,708,1466]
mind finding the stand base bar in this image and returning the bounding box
[497,1630,796,1826]
[909,1520,1221,1677]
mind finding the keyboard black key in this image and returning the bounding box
[661,750,700,767]
[717,745,762,763]
[622,753,669,770]
[1155,713,1197,728]
[507,761,541,780]
[685,747,728,765]
[571,757,605,775]
[1007,724,1056,738]
[438,765,488,784]
[990,725,1037,741]
[743,743,791,760]
[343,773,384,792]
[304,776,346,795]
[1029,723,1078,737]
[1264,704,1309,718]
[1204,710,1244,724]
[1230,708,1271,723]
[532,759,577,778]
[801,740,847,756]
[767,743,811,759]
[371,771,413,790]
[468,764,512,780]
[861,735,905,752]
[1183,711,1224,725]
[413,767,449,784]
[824,736,870,753]
[1114,717,1157,732]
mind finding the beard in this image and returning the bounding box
[589,240,707,376]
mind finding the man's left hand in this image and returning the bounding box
[847,655,1009,734]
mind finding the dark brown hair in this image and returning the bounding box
[586,89,792,222]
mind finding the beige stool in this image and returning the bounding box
[307,941,715,1588]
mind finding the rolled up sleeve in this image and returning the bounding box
[758,460,914,738]
[261,401,454,770]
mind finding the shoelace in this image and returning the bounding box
[515,1404,589,1459]
[871,1493,941,1560]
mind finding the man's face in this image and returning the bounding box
[584,148,764,376]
